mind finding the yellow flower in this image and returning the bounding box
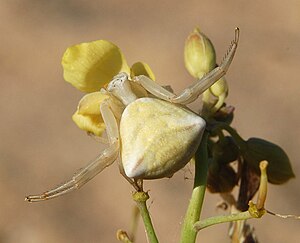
[62,40,130,92]
[72,92,109,136]
[62,39,155,136]
[130,61,155,81]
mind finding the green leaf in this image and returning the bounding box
[243,138,295,184]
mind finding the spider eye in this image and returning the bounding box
[108,72,128,91]
[114,72,128,82]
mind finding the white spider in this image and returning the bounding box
[26,28,239,202]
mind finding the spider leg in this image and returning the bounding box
[25,144,119,202]
[25,101,120,202]
[134,28,240,105]
[118,163,143,191]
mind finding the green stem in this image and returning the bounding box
[194,160,270,232]
[213,122,247,151]
[194,211,252,231]
[194,200,266,232]
[132,191,159,243]
[180,131,209,243]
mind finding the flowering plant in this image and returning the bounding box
[26,27,297,243]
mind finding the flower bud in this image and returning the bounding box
[184,28,216,78]
[243,138,295,184]
[209,76,228,98]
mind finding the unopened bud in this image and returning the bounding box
[184,28,216,78]
[209,77,228,97]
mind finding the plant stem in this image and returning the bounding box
[132,191,159,243]
[193,160,269,232]
[180,131,209,243]
[194,211,252,231]
[213,122,247,151]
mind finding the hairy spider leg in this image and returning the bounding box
[134,28,240,105]
[25,101,120,202]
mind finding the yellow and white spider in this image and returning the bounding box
[26,28,239,202]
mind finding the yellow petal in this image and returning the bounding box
[62,40,130,92]
[77,92,109,116]
[130,62,156,81]
[72,110,105,136]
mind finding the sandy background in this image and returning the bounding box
[1,0,299,242]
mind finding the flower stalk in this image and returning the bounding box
[132,191,159,243]
[194,160,269,232]
[194,211,252,231]
[180,131,209,243]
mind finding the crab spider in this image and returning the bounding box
[25,28,239,202]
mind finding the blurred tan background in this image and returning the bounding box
[1,0,299,242]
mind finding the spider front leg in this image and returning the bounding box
[134,28,239,105]
[25,101,120,202]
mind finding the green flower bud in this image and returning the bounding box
[184,28,216,78]
[209,77,228,97]
[243,138,295,184]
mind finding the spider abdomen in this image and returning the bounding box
[120,97,206,179]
